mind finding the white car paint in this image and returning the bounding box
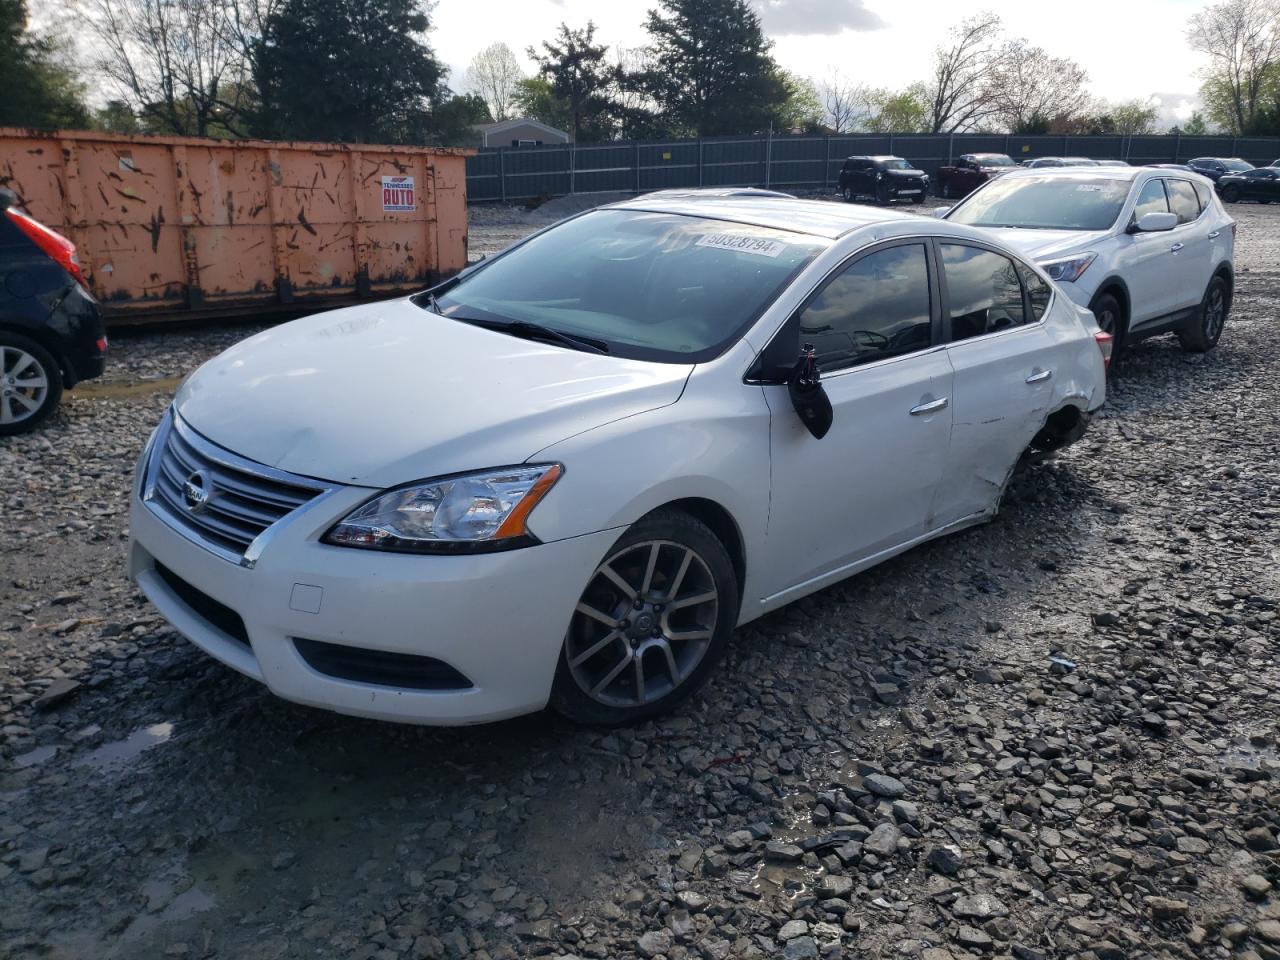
[944,167,1236,343]
[129,193,1106,725]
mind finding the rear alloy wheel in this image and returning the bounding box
[552,510,738,726]
[1221,185,1240,203]
[0,334,62,436]
[1178,275,1229,353]
[941,181,953,200]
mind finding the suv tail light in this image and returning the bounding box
[4,209,86,287]
[1094,331,1114,370]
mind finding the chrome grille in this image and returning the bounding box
[144,413,328,564]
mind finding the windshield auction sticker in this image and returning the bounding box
[381,175,415,211]
[696,233,785,258]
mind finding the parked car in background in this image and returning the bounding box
[1146,163,1193,171]
[1216,166,1280,203]
[935,154,1017,199]
[1186,158,1254,181]
[1094,159,1131,167]
[1022,157,1099,169]
[944,167,1235,357]
[838,156,929,204]
[0,188,107,435]
[129,191,1107,726]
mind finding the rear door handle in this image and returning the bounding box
[1025,369,1053,384]
[909,397,949,416]
[1208,230,1220,239]
[1170,242,1184,253]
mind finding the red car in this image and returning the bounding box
[935,153,1018,200]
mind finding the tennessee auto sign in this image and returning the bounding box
[381,175,415,212]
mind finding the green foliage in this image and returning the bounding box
[1182,112,1210,135]
[773,71,823,133]
[527,22,619,141]
[433,93,492,146]
[866,87,930,133]
[92,101,142,134]
[512,76,573,132]
[255,0,447,143]
[640,0,788,137]
[0,0,90,129]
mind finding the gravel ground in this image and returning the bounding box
[1,202,1278,960]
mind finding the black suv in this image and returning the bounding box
[0,188,107,434]
[838,156,929,205]
[1186,157,1255,181]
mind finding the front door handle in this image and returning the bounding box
[909,397,949,416]
[1170,242,1184,253]
[1208,230,1221,239]
[1025,369,1053,384]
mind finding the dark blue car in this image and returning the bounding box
[0,188,106,434]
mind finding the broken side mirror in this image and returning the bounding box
[789,344,833,439]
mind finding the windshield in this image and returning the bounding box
[430,210,827,362]
[1225,160,1254,172]
[882,158,915,170]
[947,175,1131,230]
[976,155,1015,167]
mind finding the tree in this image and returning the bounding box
[256,0,448,143]
[924,13,1008,134]
[528,22,618,141]
[86,0,253,136]
[640,0,788,137]
[93,100,142,133]
[612,46,662,138]
[988,41,1090,133]
[867,86,930,133]
[0,0,91,129]
[1188,0,1280,134]
[819,70,873,133]
[433,93,492,144]
[466,42,523,122]
[1107,99,1159,135]
[1183,112,1210,135]
[512,76,572,132]
[774,71,822,132]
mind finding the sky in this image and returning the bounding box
[433,0,1209,125]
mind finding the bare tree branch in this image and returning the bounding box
[1188,0,1280,134]
[465,42,523,122]
[818,70,873,133]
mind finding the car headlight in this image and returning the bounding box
[324,463,563,554]
[1038,253,1096,283]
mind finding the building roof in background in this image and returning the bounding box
[473,117,569,139]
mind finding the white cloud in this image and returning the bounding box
[755,0,885,36]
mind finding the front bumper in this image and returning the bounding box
[128,470,619,725]
[887,178,927,198]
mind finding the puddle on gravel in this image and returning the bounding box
[74,722,175,771]
[70,376,184,399]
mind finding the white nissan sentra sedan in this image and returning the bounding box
[129,190,1109,726]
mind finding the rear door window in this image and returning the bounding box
[1016,263,1052,320]
[1191,180,1212,210]
[941,243,1026,341]
[797,243,934,369]
[1166,180,1201,223]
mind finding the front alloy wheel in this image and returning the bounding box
[552,510,738,725]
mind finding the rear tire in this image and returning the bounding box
[941,181,953,200]
[1178,275,1229,353]
[0,333,62,436]
[551,509,739,726]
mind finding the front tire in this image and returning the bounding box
[941,181,953,200]
[551,510,739,726]
[1178,275,1229,352]
[842,185,853,203]
[0,333,62,436]
[1089,292,1125,365]
[1221,185,1240,203]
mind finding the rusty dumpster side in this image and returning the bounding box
[0,128,472,325]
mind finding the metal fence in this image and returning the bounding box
[465,132,1280,202]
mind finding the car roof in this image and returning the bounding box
[845,155,901,161]
[966,153,1010,158]
[604,189,966,241]
[993,166,1214,188]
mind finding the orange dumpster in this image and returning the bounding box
[0,128,472,325]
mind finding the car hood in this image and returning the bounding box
[174,298,693,488]
[984,228,1110,262]
[886,168,926,178]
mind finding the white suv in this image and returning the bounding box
[944,167,1235,354]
